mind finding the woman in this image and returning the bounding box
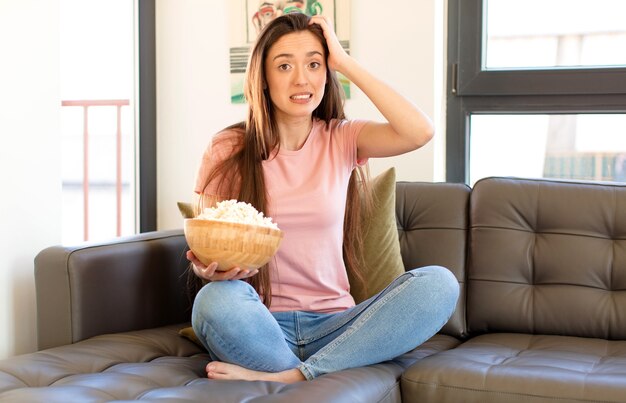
[187,13,459,383]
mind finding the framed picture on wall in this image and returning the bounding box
[228,0,352,104]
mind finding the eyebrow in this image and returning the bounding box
[272,51,323,61]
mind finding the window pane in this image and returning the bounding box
[484,0,626,69]
[60,0,137,244]
[469,114,626,185]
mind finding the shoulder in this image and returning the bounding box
[213,124,244,147]
[209,125,245,158]
[316,119,368,134]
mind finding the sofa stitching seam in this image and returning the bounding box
[376,380,400,403]
[401,379,614,402]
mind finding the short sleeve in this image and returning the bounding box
[334,119,369,169]
[194,130,242,197]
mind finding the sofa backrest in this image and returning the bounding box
[396,181,471,339]
[467,177,626,340]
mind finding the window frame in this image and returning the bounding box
[138,0,156,232]
[446,0,626,183]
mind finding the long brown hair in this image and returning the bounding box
[195,13,369,307]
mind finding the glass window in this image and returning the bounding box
[484,0,626,69]
[469,114,626,185]
[447,0,626,183]
[60,0,137,244]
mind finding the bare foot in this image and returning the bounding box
[206,361,306,383]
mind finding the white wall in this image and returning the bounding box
[156,0,446,230]
[0,0,62,358]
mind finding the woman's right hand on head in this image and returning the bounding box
[186,250,259,281]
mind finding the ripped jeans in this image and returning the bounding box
[191,265,459,380]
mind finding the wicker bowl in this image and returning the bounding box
[184,218,283,271]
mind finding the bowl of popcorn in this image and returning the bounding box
[184,200,283,271]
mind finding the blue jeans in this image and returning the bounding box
[191,265,459,380]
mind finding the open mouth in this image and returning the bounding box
[290,93,313,100]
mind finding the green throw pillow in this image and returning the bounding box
[348,167,405,304]
[179,325,204,347]
[177,201,195,219]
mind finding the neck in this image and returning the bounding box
[277,116,314,151]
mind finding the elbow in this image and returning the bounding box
[414,123,435,149]
[425,124,435,144]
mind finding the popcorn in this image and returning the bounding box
[196,200,279,229]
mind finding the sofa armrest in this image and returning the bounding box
[35,229,191,350]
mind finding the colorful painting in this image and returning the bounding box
[229,0,352,104]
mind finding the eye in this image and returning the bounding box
[309,61,321,69]
[278,64,291,71]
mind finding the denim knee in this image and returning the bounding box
[409,265,460,314]
[192,280,258,324]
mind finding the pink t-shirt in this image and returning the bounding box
[195,118,368,313]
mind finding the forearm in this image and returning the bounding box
[338,57,434,146]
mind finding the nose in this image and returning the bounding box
[293,66,307,86]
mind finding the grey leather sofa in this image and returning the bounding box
[1,177,625,402]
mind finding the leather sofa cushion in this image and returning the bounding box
[401,333,626,403]
[0,325,207,402]
[396,181,471,339]
[0,325,460,402]
[468,177,626,339]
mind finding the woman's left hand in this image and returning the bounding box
[309,15,350,74]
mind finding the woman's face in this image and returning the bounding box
[264,30,327,122]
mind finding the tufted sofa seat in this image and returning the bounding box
[403,333,626,402]
[0,323,460,402]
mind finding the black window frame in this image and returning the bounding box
[138,0,156,232]
[446,0,626,183]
